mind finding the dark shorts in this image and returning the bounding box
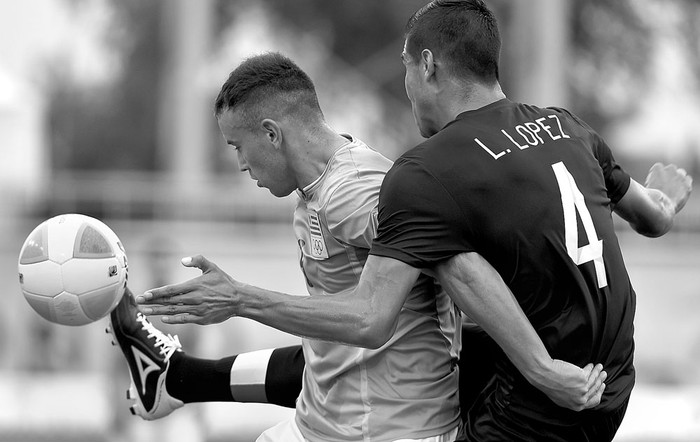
[457,325,630,442]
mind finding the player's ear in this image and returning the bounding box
[420,49,436,81]
[261,119,282,149]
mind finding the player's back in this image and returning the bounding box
[392,99,635,416]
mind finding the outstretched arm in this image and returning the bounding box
[614,163,692,237]
[139,254,419,349]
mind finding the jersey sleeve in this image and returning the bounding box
[370,158,473,267]
[325,178,381,249]
[551,106,631,204]
[590,133,631,204]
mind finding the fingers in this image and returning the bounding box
[645,163,693,213]
[581,362,594,380]
[648,162,663,177]
[138,255,213,303]
[141,303,186,316]
[138,282,196,303]
[649,162,683,174]
[666,164,691,184]
[583,380,606,410]
[581,363,607,409]
[181,255,213,272]
[584,363,603,389]
[647,163,689,180]
[652,163,692,184]
[161,313,201,325]
[645,163,665,187]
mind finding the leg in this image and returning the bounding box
[167,345,303,407]
[108,288,304,420]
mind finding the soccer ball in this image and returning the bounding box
[18,214,128,326]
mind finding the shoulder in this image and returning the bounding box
[330,138,393,181]
[380,150,451,216]
[326,139,392,196]
[383,149,427,192]
[545,105,583,122]
[322,140,391,225]
[545,106,599,135]
[385,133,454,186]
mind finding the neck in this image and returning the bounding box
[437,81,506,127]
[289,124,348,190]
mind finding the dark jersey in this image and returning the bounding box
[371,99,635,418]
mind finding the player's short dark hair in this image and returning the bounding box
[405,0,501,84]
[214,52,323,127]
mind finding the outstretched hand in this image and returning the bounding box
[645,162,692,213]
[137,255,242,325]
[535,361,606,412]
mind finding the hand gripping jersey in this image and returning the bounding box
[293,136,461,442]
[372,99,635,423]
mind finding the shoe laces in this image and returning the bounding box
[136,313,182,360]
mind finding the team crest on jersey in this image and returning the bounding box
[308,211,329,259]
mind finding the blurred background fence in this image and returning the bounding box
[1,0,699,441]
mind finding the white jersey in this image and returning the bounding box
[292,136,461,442]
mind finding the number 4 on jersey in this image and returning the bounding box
[552,162,608,288]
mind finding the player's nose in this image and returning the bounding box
[236,150,249,172]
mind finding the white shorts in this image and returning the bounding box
[256,418,460,442]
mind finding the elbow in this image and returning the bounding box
[641,228,670,239]
[616,185,678,238]
[632,218,673,238]
[362,333,391,350]
[353,313,393,349]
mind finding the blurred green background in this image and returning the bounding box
[1,0,699,441]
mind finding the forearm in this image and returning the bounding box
[614,165,693,237]
[615,180,675,237]
[436,253,554,387]
[237,283,377,346]
[632,188,675,237]
[240,255,416,348]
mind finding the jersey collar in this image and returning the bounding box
[296,134,355,200]
[449,98,512,126]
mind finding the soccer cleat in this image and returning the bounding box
[107,290,184,420]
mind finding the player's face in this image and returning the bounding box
[402,41,440,138]
[217,108,296,197]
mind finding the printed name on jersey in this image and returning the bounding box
[475,114,571,160]
[308,211,329,259]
